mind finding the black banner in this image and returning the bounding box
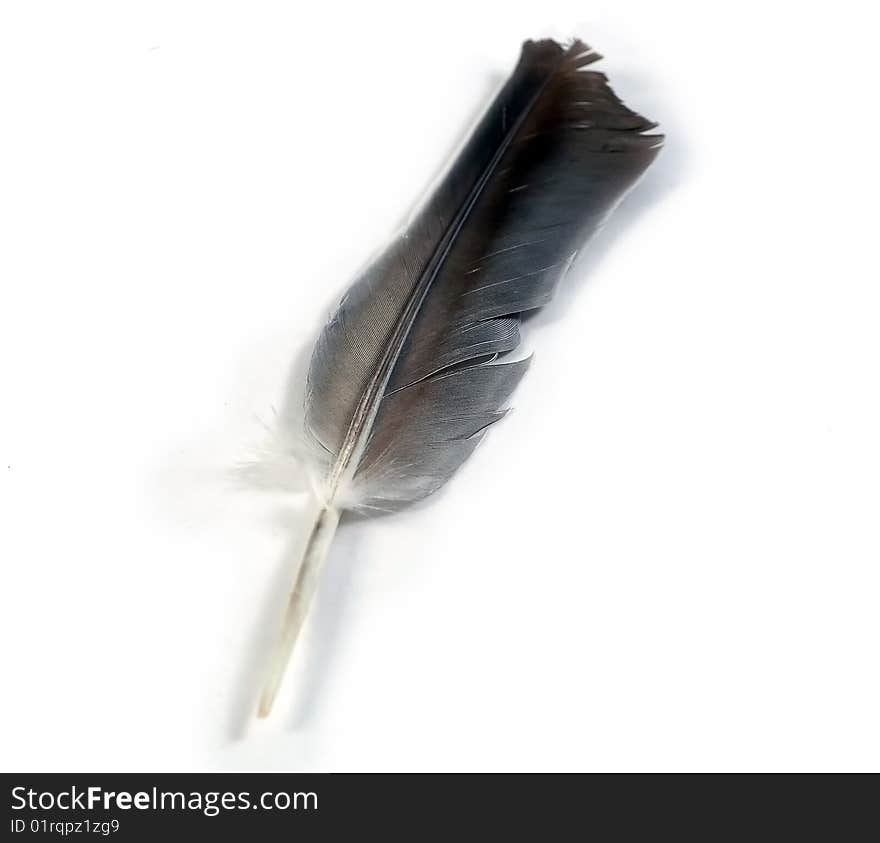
[2,773,876,839]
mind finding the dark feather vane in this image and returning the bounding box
[258,39,662,716]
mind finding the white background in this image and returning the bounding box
[2,0,878,772]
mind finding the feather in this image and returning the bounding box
[257,39,662,717]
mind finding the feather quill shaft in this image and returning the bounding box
[258,505,339,718]
[255,39,661,716]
